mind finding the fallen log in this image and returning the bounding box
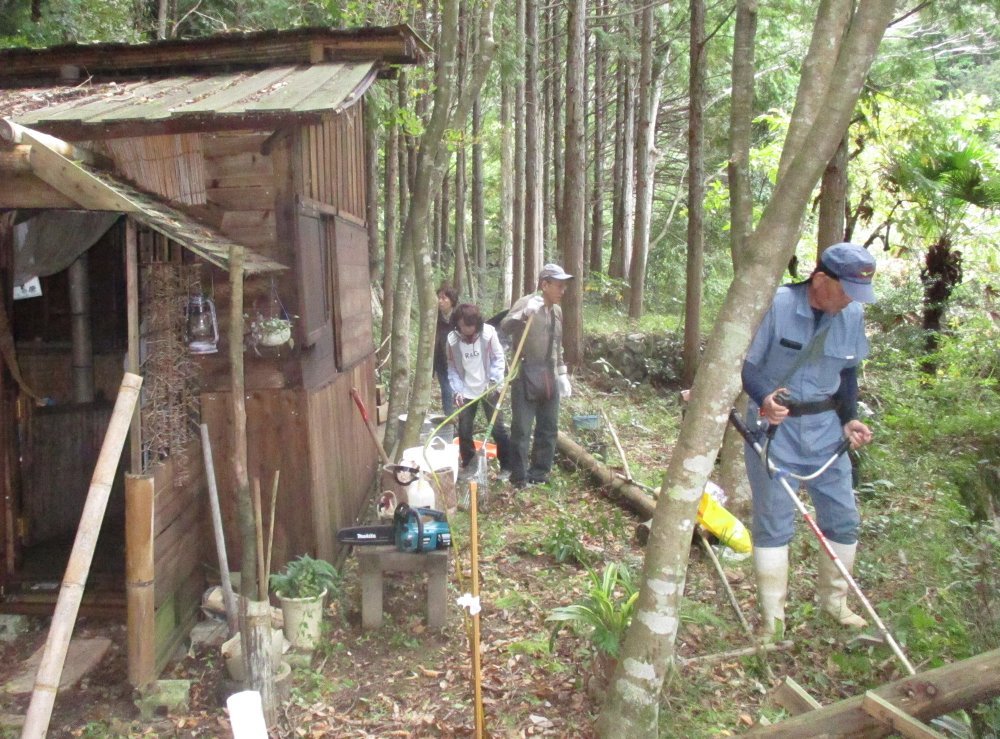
[556,431,655,519]
[746,647,1000,737]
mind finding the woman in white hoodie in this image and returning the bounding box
[447,303,512,480]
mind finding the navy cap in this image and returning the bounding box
[539,263,573,281]
[820,243,876,303]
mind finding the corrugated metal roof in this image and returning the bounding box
[15,61,377,134]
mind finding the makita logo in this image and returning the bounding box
[357,533,377,539]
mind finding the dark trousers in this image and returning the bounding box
[457,394,511,470]
[509,378,560,483]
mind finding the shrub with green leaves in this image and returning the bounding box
[270,554,340,600]
[546,563,639,659]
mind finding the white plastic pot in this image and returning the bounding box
[278,589,327,650]
[222,629,284,682]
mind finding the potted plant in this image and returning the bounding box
[545,563,638,699]
[251,315,294,348]
[270,554,339,650]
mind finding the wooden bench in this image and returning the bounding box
[356,546,449,630]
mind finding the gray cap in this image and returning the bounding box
[539,263,573,281]
[820,243,876,303]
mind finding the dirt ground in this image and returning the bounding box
[0,375,926,738]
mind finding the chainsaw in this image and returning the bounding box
[336,502,451,553]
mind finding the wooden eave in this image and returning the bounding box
[0,120,285,274]
[0,24,430,89]
[11,62,378,141]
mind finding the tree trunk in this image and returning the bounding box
[626,2,660,320]
[559,0,585,367]
[681,0,706,388]
[589,0,608,276]
[817,133,849,255]
[719,0,759,517]
[380,81,401,364]
[472,97,486,299]
[453,146,468,298]
[548,2,563,246]
[597,4,896,734]
[397,0,498,451]
[512,0,527,301]
[608,41,634,282]
[524,0,542,293]
[500,82,515,307]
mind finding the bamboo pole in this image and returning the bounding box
[264,470,280,584]
[125,218,141,473]
[600,409,633,481]
[468,480,485,738]
[251,478,267,599]
[21,373,142,739]
[125,473,155,688]
[200,423,237,635]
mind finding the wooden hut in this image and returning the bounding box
[0,25,426,685]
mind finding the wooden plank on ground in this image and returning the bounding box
[746,647,1000,737]
[861,691,946,739]
[771,676,822,716]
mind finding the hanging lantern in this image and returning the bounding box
[186,294,219,354]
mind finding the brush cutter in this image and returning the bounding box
[728,408,916,676]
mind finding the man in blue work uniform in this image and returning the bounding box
[742,242,877,639]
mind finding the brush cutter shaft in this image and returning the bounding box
[728,409,916,676]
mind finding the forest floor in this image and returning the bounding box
[0,369,954,737]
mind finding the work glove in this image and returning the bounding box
[523,294,544,317]
[557,374,572,398]
[454,392,466,407]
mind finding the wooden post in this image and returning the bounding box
[228,246,257,600]
[240,598,276,727]
[125,473,156,688]
[22,373,142,739]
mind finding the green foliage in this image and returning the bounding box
[270,554,340,600]
[539,517,598,567]
[546,563,639,660]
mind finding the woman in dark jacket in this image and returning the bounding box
[434,284,459,417]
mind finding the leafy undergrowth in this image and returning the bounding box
[1,367,996,737]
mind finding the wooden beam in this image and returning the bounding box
[0,174,77,208]
[25,136,139,211]
[861,692,946,739]
[771,677,822,716]
[0,119,102,166]
[745,647,1000,737]
[0,145,32,173]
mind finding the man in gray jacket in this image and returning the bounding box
[501,264,573,488]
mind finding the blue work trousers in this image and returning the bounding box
[745,440,859,548]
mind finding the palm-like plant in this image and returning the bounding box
[546,563,639,660]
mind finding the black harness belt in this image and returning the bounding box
[785,397,839,416]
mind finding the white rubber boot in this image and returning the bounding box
[753,546,789,641]
[818,541,868,628]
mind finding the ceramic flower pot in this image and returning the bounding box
[278,588,326,650]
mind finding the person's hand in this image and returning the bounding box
[454,392,466,407]
[843,419,872,449]
[759,388,790,425]
[557,374,572,398]
[523,294,544,317]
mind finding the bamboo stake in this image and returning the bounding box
[200,423,238,635]
[468,480,485,738]
[251,478,267,600]
[696,528,774,681]
[600,408,633,481]
[264,470,280,586]
[22,373,142,739]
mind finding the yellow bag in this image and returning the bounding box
[697,491,752,553]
